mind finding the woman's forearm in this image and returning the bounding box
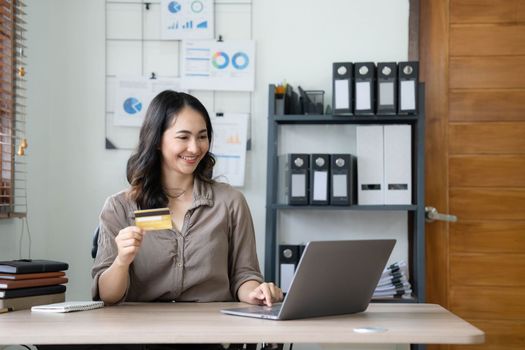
[98,258,130,305]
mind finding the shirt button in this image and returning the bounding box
[177,262,183,267]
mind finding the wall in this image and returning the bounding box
[0,0,409,302]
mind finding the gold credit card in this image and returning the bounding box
[134,208,173,231]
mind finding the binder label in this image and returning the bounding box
[355,82,371,110]
[334,80,350,109]
[332,174,348,197]
[379,82,394,106]
[400,80,416,110]
[291,174,306,197]
[313,171,328,201]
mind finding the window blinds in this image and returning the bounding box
[0,0,27,218]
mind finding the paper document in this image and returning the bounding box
[211,113,249,187]
[181,40,255,91]
[160,0,214,40]
[32,301,104,313]
[113,78,185,127]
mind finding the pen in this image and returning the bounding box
[0,307,14,314]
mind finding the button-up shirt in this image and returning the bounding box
[91,179,263,302]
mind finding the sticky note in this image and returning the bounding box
[134,208,172,231]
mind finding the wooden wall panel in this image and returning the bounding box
[449,155,525,187]
[450,221,525,253]
[450,286,525,320]
[450,319,525,350]
[450,57,525,89]
[449,123,525,154]
[449,89,525,121]
[450,0,525,24]
[450,254,525,286]
[450,188,525,220]
[450,25,525,56]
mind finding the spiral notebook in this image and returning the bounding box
[31,301,104,313]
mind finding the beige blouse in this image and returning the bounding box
[91,179,263,302]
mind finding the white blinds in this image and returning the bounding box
[0,0,27,218]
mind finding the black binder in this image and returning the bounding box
[330,154,357,206]
[398,61,419,115]
[0,260,69,274]
[279,245,301,294]
[354,62,376,115]
[332,62,353,115]
[310,154,330,205]
[377,62,398,115]
[287,154,309,205]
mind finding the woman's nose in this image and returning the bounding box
[187,137,199,152]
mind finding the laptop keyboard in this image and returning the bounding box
[259,304,281,316]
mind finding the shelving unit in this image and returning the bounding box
[264,83,426,303]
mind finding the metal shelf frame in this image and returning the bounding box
[264,83,426,303]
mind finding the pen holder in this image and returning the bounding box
[303,90,324,115]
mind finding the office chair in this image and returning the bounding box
[90,227,274,350]
[91,226,100,259]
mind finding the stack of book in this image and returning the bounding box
[373,261,412,299]
[0,259,69,311]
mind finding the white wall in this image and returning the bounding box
[0,0,409,302]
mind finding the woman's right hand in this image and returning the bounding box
[114,226,145,267]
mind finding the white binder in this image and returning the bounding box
[384,125,412,204]
[356,125,384,205]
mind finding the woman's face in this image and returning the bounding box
[160,106,209,178]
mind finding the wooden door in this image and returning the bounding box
[420,1,525,349]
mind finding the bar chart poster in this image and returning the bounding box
[181,40,255,91]
[160,0,214,40]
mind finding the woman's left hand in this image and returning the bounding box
[244,282,284,307]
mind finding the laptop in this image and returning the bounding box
[221,239,395,320]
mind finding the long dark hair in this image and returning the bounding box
[126,90,215,209]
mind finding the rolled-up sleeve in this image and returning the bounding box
[91,194,130,301]
[228,190,263,299]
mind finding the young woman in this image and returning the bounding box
[92,90,282,306]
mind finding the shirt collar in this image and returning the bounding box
[190,177,214,210]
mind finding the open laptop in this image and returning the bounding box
[221,239,395,320]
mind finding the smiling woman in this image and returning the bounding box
[55,90,285,350]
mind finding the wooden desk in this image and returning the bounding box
[0,302,484,345]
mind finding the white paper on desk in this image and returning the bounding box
[31,301,104,313]
[181,40,255,91]
[160,0,214,40]
[113,77,185,127]
[211,113,248,187]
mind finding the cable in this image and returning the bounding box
[17,216,32,259]
[18,216,25,258]
[25,216,32,258]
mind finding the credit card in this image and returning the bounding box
[134,208,172,231]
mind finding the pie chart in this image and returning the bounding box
[123,97,142,115]
[212,52,229,69]
[168,1,182,14]
[232,52,249,70]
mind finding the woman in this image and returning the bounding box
[92,90,282,306]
